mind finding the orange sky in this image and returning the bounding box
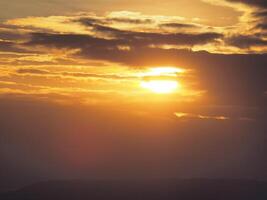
[0,0,267,190]
[0,0,266,105]
[0,0,241,26]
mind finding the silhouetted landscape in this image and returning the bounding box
[1,179,267,200]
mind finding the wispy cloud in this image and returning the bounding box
[174,112,257,122]
[174,112,230,121]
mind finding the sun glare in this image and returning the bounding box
[140,67,183,94]
[141,80,179,94]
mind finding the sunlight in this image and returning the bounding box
[139,67,183,94]
[141,80,179,94]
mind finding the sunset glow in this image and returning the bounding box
[1,0,267,193]
[141,80,179,94]
[139,67,183,93]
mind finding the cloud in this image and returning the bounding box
[5,10,267,54]
[174,112,256,121]
[26,32,124,49]
[160,23,198,29]
[16,68,137,80]
[253,10,267,18]
[226,34,267,48]
[108,17,153,24]
[174,112,230,121]
[255,23,267,30]
[16,68,51,75]
[220,0,267,36]
[21,29,223,67]
[77,16,154,26]
[225,0,267,8]
[0,30,26,41]
[251,10,267,32]
[7,47,267,109]
[24,30,223,63]
[0,40,31,53]
[76,20,222,47]
[1,11,267,108]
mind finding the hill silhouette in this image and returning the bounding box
[1,179,267,200]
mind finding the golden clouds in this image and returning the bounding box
[4,9,267,55]
[0,63,203,105]
[174,112,257,122]
[0,0,267,107]
[174,112,230,121]
[6,15,90,34]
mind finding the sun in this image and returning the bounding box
[141,80,179,94]
[140,67,183,94]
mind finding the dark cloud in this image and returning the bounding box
[77,16,153,27]
[226,0,267,8]
[0,31,25,41]
[90,24,126,35]
[121,31,222,47]
[0,40,31,53]
[160,23,198,29]
[255,23,267,30]
[23,30,267,107]
[226,1,267,32]
[75,17,105,27]
[226,34,267,48]
[253,10,267,18]
[94,24,222,47]
[26,32,125,49]
[26,28,222,51]
[75,19,222,46]
[251,10,267,31]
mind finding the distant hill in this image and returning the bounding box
[1,179,267,200]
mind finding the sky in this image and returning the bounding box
[0,0,267,191]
